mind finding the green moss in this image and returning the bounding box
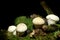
[14,16,33,31]
[14,16,27,25]
[53,30,60,38]
[8,36,20,40]
[55,24,60,29]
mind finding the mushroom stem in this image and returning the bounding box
[13,30,16,36]
[40,1,54,15]
[47,19,56,25]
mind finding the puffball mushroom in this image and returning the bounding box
[33,17,45,25]
[32,17,45,28]
[16,23,27,36]
[46,14,59,25]
[16,23,27,32]
[8,25,16,32]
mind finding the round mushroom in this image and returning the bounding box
[16,23,27,32]
[32,17,45,28]
[46,14,59,25]
[16,23,27,36]
[8,25,16,32]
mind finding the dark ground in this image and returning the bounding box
[0,0,60,30]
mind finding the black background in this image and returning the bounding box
[0,0,60,30]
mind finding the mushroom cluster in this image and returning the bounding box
[2,1,60,40]
[7,23,27,36]
[7,14,60,40]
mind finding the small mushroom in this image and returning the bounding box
[32,17,45,28]
[8,25,16,32]
[16,23,27,36]
[46,14,59,25]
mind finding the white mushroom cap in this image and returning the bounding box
[46,14,59,21]
[16,23,27,32]
[8,25,16,32]
[13,30,16,35]
[32,17,45,25]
